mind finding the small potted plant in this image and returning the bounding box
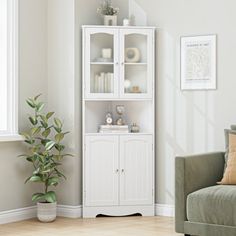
[20,94,72,222]
[97,0,119,26]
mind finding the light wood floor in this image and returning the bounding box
[0,216,182,236]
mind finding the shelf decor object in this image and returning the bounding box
[180,35,217,90]
[82,25,155,218]
[97,0,119,26]
[125,47,141,63]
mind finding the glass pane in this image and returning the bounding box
[90,33,114,94]
[0,0,8,131]
[124,34,148,94]
[90,65,114,93]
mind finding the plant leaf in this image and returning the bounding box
[26,98,36,108]
[29,116,37,125]
[20,132,31,140]
[55,133,64,143]
[54,144,65,152]
[54,118,62,128]
[36,102,45,112]
[44,191,56,203]
[18,154,28,158]
[45,141,55,150]
[24,176,32,184]
[29,175,42,182]
[40,120,48,129]
[42,128,51,138]
[31,127,41,135]
[47,177,59,186]
[34,94,42,101]
[32,193,45,202]
[54,126,62,133]
[46,112,54,119]
[55,168,66,180]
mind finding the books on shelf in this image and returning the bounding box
[99,125,129,133]
[94,72,113,93]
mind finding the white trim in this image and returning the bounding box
[0,205,82,225]
[0,204,173,224]
[57,205,82,218]
[0,0,19,135]
[0,206,36,225]
[0,134,23,142]
[155,204,175,217]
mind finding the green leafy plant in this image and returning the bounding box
[20,94,72,203]
[97,0,119,16]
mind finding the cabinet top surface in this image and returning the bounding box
[82,25,156,30]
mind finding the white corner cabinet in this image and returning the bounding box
[82,25,156,218]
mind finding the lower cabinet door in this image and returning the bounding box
[119,135,153,205]
[84,136,119,206]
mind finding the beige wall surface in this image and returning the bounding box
[1,0,236,212]
[0,0,48,211]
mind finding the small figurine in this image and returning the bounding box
[116,105,125,125]
[105,112,113,125]
[131,123,140,133]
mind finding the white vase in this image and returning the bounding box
[103,15,117,26]
[37,202,57,223]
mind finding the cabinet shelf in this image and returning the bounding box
[91,62,114,65]
[124,63,147,66]
[85,132,153,136]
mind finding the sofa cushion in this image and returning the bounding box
[187,185,236,226]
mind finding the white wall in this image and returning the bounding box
[134,0,236,204]
[47,0,81,205]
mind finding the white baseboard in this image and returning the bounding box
[155,204,175,217]
[0,204,173,224]
[0,206,37,225]
[0,204,82,225]
[57,205,82,218]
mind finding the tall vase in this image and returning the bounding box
[103,15,117,26]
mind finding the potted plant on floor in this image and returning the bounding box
[20,94,71,222]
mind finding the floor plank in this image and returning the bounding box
[0,216,182,236]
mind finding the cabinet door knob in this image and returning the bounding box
[121,169,125,173]
[115,62,119,65]
[116,169,119,173]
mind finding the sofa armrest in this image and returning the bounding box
[175,152,225,233]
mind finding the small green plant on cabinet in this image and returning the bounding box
[20,94,72,203]
[97,0,119,16]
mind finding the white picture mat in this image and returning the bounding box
[180,35,217,90]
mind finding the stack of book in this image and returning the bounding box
[94,72,114,93]
[99,125,129,133]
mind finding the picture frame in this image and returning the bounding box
[180,35,217,90]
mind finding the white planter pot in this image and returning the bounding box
[37,202,57,223]
[103,15,117,26]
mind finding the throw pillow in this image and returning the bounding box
[224,129,236,170]
[219,132,236,184]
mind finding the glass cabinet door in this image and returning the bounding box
[84,28,119,99]
[119,29,154,99]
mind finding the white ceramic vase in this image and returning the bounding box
[37,202,57,222]
[103,15,117,26]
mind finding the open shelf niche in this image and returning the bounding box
[84,100,154,134]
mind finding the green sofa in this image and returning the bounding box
[175,152,236,236]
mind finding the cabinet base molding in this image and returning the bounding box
[82,205,155,218]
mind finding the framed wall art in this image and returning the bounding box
[180,35,217,90]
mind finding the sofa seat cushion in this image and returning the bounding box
[187,185,236,226]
